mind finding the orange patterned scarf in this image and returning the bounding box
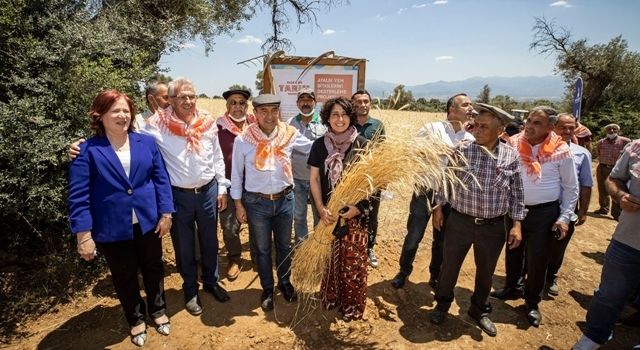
[216,112,256,136]
[242,122,298,182]
[510,131,569,179]
[152,106,215,154]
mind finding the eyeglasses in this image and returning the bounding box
[172,94,197,101]
[330,113,349,119]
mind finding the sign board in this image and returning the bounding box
[262,54,366,121]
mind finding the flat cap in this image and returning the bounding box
[475,103,515,125]
[297,88,315,100]
[252,94,281,108]
[223,89,251,100]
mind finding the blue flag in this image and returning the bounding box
[572,77,583,121]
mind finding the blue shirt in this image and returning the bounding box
[288,113,327,180]
[570,142,594,188]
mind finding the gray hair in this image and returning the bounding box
[145,81,167,97]
[530,105,558,124]
[168,77,195,97]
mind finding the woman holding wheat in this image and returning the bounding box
[308,97,371,321]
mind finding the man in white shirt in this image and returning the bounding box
[144,78,231,316]
[132,81,170,130]
[491,106,578,327]
[391,93,475,290]
[231,94,312,312]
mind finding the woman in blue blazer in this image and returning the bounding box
[68,90,175,347]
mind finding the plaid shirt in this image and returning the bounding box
[446,140,526,221]
[597,136,631,166]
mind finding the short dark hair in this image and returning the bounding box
[351,89,372,101]
[446,93,467,114]
[530,105,558,124]
[320,97,357,127]
[89,89,137,136]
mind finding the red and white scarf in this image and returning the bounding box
[149,106,215,154]
[216,112,256,136]
[510,131,571,180]
[242,122,297,182]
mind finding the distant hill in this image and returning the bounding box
[366,76,565,101]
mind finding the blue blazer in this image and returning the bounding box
[68,132,174,243]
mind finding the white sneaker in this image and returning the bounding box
[368,249,379,268]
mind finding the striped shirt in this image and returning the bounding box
[597,136,631,166]
[447,140,526,221]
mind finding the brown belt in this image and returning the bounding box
[248,186,293,201]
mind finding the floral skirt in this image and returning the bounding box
[320,218,369,320]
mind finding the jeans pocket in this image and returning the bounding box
[243,192,261,205]
[285,191,294,201]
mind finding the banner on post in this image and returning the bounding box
[572,77,583,121]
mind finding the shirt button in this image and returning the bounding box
[127,189,133,195]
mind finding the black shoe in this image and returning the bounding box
[278,284,298,302]
[526,306,542,327]
[490,286,523,300]
[185,295,202,316]
[428,278,438,289]
[261,289,274,311]
[391,273,407,289]
[203,284,230,303]
[467,310,497,337]
[594,208,609,215]
[430,308,448,325]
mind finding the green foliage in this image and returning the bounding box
[580,103,640,141]
[476,84,491,103]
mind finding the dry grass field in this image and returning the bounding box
[8,98,638,349]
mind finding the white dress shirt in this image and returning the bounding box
[521,143,579,224]
[142,112,230,194]
[417,121,475,145]
[230,128,312,200]
[114,147,139,224]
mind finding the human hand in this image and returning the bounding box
[432,206,444,231]
[619,193,640,213]
[552,221,569,240]
[217,194,228,211]
[575,215,587,226]
[76,231,96,261]
[338,205,361,220]
[68,138,85,160]
[507,225,522,249]
[155,215,172,238]
[235,202,247,224]
[319,206,336,225]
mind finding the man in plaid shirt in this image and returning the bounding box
[429,103,525,337]
[594,123,631,219]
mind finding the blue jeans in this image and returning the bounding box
[293,178,319,243]
[170,181,220,300]
[398,191,448,280]
[584,239,640,344]
[243,191,294,291]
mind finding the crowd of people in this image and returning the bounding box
[67,79,639,348]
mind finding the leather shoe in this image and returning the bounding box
[261,289,274,311]
[278,284,298,302]
[467,310,497,337]
[391,273,407,289]
[428,278,438,289]
[490,286,523,300]
[527,307,542,327]
[546,280,559,296]
[185,295,202,316]
[203,284,230,303]
[430,308,448,325]
[227,261,241,281]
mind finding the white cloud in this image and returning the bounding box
[375,14,387,21]
[550,1,575,8]
[433,0,448,5]
[322,29,336,36]
[412,3,427,8]
[434,55,455,61]
[397,7,407,14]
[237,35,262,45]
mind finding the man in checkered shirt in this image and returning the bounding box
[594,123,631,220]
[429,103,525,337]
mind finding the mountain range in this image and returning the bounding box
[365,76,566,101]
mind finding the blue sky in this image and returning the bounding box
[160,0,640,97]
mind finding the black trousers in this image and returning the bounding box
[546,220,576,283]
[504,202,559,307]
[435,210,507,316]
[367,190,381,249]
[96,224,166,327]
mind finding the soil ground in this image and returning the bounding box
[5,107,639,349]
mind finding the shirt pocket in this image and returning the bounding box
[494,168,514,189]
